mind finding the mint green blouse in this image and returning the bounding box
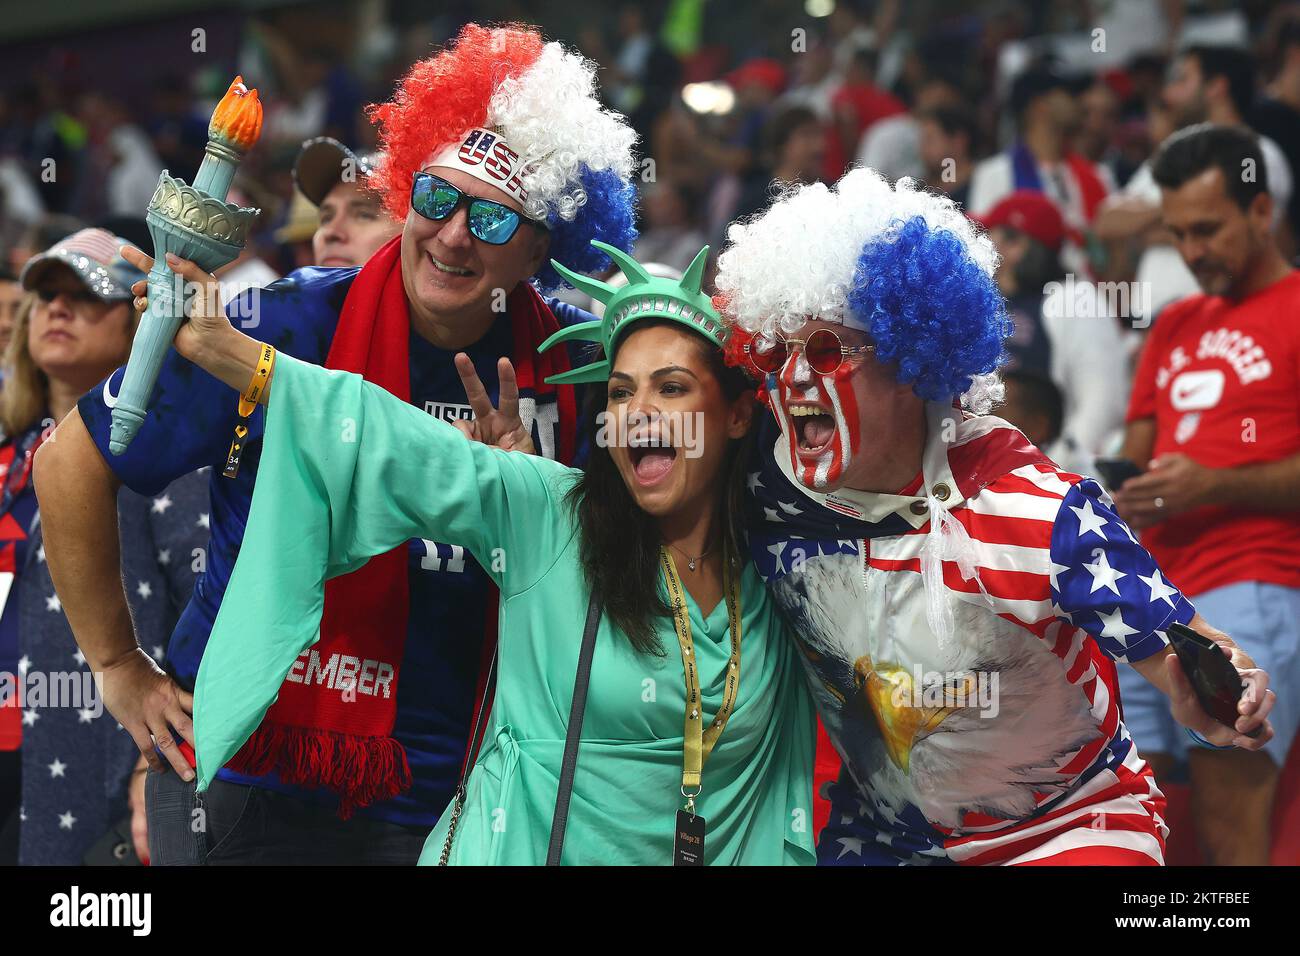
[194,354,816,865]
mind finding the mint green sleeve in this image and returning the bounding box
[276,353,574,584]
[193,353,575,790]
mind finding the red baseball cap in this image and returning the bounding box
[975,190,1075,253]
[725,59,788,97]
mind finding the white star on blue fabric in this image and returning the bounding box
[763,507,785,523]
[1048,561,1070,590]
[836,835,865,859]
[1138,569,1178,607]
[58,811,76,830]
[1082,550,1126,595]
[1097,606,1139,640]
[746,471,764,492]
[48,758,66,778]
[1069,499,1109,539]
[151,494,172,514]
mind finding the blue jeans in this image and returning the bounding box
[145,770,428,865]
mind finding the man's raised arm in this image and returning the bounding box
[33,408,196,778]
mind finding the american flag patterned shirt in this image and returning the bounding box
[747,403,1195,865]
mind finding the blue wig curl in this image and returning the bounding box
[847,216,1011,403]
[535,165,639,293]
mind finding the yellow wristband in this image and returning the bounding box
[238,342,276,418]
[224,343,275,480]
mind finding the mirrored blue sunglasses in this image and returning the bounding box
[410,171,547,246]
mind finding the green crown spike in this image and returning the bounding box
[600,242,654,286]
[539,241,724,385]
[680,245,707,296]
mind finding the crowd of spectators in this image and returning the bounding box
[2,0,1299,866]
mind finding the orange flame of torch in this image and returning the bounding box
[209,76,263,152]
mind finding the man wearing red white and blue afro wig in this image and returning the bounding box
[369,22,638,299]
[715,167,1275,866]
[51,22,639,865]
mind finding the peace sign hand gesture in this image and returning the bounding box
[453,353,536,455]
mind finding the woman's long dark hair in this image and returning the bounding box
[564,320,757,655]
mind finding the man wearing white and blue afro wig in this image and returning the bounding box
[716,167,1276,867]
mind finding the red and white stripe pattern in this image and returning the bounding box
[943,741,1168,865]
[753,412,1194,865]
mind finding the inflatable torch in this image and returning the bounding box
[108,77,263,455]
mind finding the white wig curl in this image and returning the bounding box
[716,167,1006,412]
[489,41,638,223]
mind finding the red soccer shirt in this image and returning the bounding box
[1127,270,1300,596]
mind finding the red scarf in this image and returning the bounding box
[227,236,577,816]
[1065,153,1108,223]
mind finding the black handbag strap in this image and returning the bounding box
[437,650,497,866]
[462,651,497,781]
[546,590,603,866]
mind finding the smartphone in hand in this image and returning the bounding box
[1167,622,1261,738]
[1094,456,1144,491]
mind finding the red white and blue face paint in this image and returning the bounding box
[769,346,864,490]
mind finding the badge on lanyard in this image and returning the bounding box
[660,547,742,868]
[674,808,707,866]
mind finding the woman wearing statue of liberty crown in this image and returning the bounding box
[171,241,818,866]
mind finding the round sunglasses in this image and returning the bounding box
[410,171,548,246]
[744,328,875,376]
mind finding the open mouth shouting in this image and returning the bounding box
[627,429,679,487]
[772,370,862,491]
[787,402,837,458]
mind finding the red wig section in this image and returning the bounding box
[367,23,545,221]
[714,295,764,386]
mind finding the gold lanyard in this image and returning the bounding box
[659,547,742,814]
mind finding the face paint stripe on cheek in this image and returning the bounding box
[819,372,847,487]
[774,364,816,489]
[769,390,800,482]
[832,363,861,446]
[806,365,863,490]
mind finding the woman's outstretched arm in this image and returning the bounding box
[176,285,575,790]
